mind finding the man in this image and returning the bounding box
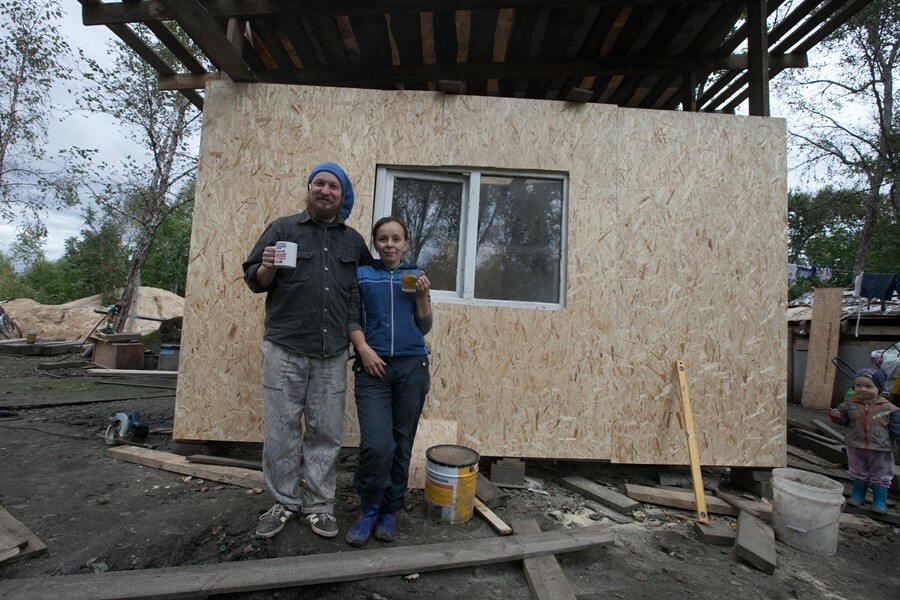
[242,162,371,539]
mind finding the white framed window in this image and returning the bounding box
[374,166,568,309]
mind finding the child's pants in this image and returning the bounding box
[846,447,895,487]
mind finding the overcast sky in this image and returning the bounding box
[0,4,200,261]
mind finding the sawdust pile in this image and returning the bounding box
[4,287,184,341]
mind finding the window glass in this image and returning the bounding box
[377,167,567,307]
[476,176,564,303]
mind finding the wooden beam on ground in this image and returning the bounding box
[801,287,843,409]
[810,418,846,444]
[476,473,508,508]
[512,519,578,600]
[560,476,638,515]
[584,501,632,524]
[786,445,842,469]
[87,369,177,378]
[624,483,738,516]
[185,454,262,470]
[0,392,174,410]
[787,430,847,465]
[0,506,47,566]
[474,498,513,535]
[693,520,736,546]
[734,510,776,574]
[107,446,265,489]
[0,526,614,600]
[714,490,773,521]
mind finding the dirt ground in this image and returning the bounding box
[1,352,899,600]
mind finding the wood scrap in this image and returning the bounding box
[476,473,508,508]
[474,498,512,535]
[734,510,776,574]
[0,526,614,600]
[584,501,632,524]
[843,504,900,526]
[0,391,174,409]
[107,446,265,489]
[785,457,849,481]
[512,519,577,600]
[561,476,638,515]
[186,454,262,471]
[786,445,842,469]
[87,369,177,378]
[624,483,738,516]
[714,490,773,521]
[693,520,736,546]
[0,506,47,566]
[810,419,846,444]
[787,429,847,465]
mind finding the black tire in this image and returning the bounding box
[0,314,21,339]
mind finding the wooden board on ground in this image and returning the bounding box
[734,510,776,574]
[0,341,85,356]
[785,457,849,481]
[474,498,512,535]
[801,287,843,410]
[714,490,773,521]
[186,455,262,470]
[786,445,842,469]
[810,419,846,443]
[561,476,639,515]
[87,369,177,378]
[0,391,173,410]
[476,473,508,508]
[107,446,265,489]
[512,519,578,600]
[584,501,633,524]
[0,526,614,600]
[693,520,736,546]
[787,430,847,466]
[624,483,739,516]
[408,419,457,490]
[0,506,47,566]
[839,513,882,533]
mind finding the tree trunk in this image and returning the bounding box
[115,228,156,332]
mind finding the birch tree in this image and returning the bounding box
[78,26,201,330]
[776,1,899,275]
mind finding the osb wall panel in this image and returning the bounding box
[175,82,786,467]
[611,109,787,466]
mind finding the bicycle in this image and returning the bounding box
[0,300,22,339]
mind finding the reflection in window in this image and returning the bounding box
[375,167,567,308]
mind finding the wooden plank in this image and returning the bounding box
[474,498,513,535]
[693,520,736,546]
[36,360,90,370]
[785,457,849,481]
[838,513,882,533]
[87,369,177,378]
[624,484,738,516]
[0,526,614,600]
[186,455,262,470]
[843,504,900,526]
[786,445,842,469]
[801,287,843,409]
[107,446,265,489]
[584,501,632,524]
[0,506,46,566]
[810,418,846,444]
[0,392,173,410]
[512,519,578,600]
[560,476,638,515]
[476,473,508,508]
[734,510,776,574]
[786,430,847,465]
[714,490,773,521]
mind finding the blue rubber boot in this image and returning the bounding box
[373,511,397,542]
[870,486,888,514]
[847,481,867,507]
[345,498,382,547]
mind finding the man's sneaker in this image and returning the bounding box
[255,503,294,539]
[306,512,339,538]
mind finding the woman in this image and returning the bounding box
[346,216,432,546]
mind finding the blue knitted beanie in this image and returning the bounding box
[307,162,354,220]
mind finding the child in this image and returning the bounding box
[828,368,900,513]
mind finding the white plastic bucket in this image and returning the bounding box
[771,467,844,555]
[424,445,479,524]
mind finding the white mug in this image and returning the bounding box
[274,241,298,268]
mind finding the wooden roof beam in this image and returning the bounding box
[157,52,808,90]
[156,0,255,82]
[83,1,749,26]
[77,0,204,109]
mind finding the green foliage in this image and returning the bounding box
[55,207,129,305]
[141,182,194,295]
